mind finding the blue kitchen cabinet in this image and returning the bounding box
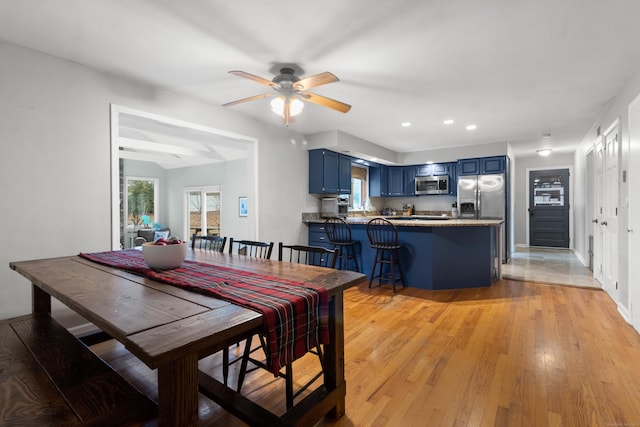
[458,156,506,176]
[448,162,457,196]
[338,153,352,193]
[403,166,416,196]
[345,223,494,290]
[416,163,449,176]
[309,149,352,194]
[307,223,332,249]
[457,158,481,175]
[369,164,388,197]
[386,167,405,196]
[480,156,506,174]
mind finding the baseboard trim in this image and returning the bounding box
[618,304,632,325]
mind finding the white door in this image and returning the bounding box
[593,139,604,284]
[629,95,640,331]
[602,121,620,300]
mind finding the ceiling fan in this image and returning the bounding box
[223,67,351,126]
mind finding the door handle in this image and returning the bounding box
[592,219,598,224]
[528,208,534,215]
[602,221,608,226]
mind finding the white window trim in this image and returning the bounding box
[184,185,221,240]
[125,176,160,227]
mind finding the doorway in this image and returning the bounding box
[528,169,570,248]
[601,120,620,298]
[109,104,258,250]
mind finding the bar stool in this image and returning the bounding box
[366,218,405,292]
[324,218,360,272]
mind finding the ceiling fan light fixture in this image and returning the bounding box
[270,96,304,117]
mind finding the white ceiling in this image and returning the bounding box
[117,112,250,169]
[2,0,640,159]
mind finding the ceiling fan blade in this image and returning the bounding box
[228,70,276,87]
[301,92,351,113]
[294,72,339,90]
[222,93,272,107]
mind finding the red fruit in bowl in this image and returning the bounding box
[168,236,182,244]
[155,238,168,245]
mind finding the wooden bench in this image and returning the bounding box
[0,313,157,426]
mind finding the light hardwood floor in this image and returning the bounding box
[93,277,640,426]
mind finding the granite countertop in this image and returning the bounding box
[302,213,503,227]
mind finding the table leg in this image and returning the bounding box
[324,292,346,418]
[157,353,199,426]
[32,284,51,314]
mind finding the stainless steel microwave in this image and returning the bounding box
[415,175,449,195]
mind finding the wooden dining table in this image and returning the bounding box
[10,249,366,426]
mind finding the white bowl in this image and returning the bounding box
[142,242,187,270]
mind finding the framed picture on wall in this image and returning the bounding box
[239,196,248,217]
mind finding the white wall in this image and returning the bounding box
[164,159,248,241]
[0,41,315,321]
[512,153,575,246]
[574,62,640,317]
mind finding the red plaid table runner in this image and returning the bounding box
[79,249,329,375]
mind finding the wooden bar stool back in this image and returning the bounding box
[366,218,406,292]
[324,218,360,272]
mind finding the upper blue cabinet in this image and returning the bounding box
[458,156,506,176]
[369,165,415,197]
[480,156,506,174]
[309,149,352,194]
[386,166,405,196]
[369,164,388,197]
[416,163,449,176]
[310,149,505,196]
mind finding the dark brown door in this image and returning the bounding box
[529,169,570,247]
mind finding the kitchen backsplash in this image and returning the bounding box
[305,194,457,221]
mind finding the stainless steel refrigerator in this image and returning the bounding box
[457,174,510,263]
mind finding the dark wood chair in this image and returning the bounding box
[278,242,338,268]
[234,242,336,410]
[191,231,226,252]
[228,238,273,259]
[221,238,273,387]
[324,218,360,271]
[366,218,406,292]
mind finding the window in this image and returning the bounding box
[185,186,221,241]
[351,166,368,210]
[126,177,159,227]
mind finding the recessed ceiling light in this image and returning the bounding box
[537,148,552,157]
[466,124,477,130]
[443,119,454,125]
[401,122,411,127]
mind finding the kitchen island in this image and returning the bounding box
[306,216,504,290]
